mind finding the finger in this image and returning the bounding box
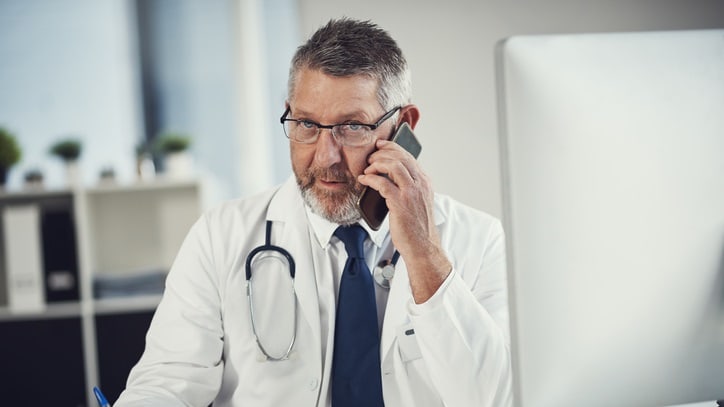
[372,139,417,162]
[370,139,423,182]
[366,154,422,189]
[358,173,400,199]
[364,158,415,186]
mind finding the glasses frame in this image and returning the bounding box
[279,105,402,146]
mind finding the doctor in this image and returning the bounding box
[115,18,511,407]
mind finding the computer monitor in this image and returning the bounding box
[496,29,724,407]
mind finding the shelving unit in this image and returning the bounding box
[0,179,202,406]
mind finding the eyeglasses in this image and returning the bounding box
[280,105,401,147]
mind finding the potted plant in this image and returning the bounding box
[0,127,22,189]
[155,132,190,154]
[49,138,83,187]
[23,168,44,189]
[135,141,156,181]
[99,166,116,185]
[50,138,82,161]
[154,132,193,179]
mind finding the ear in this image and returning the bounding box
[398,104,421,130]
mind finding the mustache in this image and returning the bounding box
[305,165,355,186]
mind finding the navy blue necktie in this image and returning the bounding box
[332,225,384,407]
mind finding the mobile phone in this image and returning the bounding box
[357,122,422,230]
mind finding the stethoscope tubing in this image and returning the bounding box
[245,221,296,280]
[246,220,298,361]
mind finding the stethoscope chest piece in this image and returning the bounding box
[373,249,400,289]
[374,263,395,288]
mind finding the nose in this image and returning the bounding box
[313,128,342,167]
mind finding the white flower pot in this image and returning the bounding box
[136,155,156,181]
[65,161,81,188]
[164,152,193,180]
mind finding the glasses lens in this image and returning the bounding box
[284,121,318,143]
[334,124,373,146]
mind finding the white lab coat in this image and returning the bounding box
[115,177,512,407]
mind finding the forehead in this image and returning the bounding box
[291,69,381,119]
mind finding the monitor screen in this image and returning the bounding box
[497,29,724,407]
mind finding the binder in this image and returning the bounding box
[0,214,6,307]
[2,204,46,312]
[41,208,80,302]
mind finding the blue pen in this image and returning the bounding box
[93,386,110,407]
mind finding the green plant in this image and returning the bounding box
[100,166,115,179]
[24,168,43,183]
[155,132,191,154]
[50,138,83,162]
[0,127,22,168]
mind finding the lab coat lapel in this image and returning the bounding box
[267,178,322,352]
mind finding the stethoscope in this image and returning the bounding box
[245,220,400,361]
[373,250,400,289]
[245,220,297,361]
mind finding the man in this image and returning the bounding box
[115,18,511,407]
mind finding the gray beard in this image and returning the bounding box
[300,185,361,225]
[294,165,363,225]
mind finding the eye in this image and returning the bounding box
[340,123,371,133]
[299,120,317,129]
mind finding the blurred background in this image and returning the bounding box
[1,0,723,215]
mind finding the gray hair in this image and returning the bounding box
[287,18,412,111]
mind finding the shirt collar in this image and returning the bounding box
[305,204,390,249]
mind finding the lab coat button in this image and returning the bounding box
[308,378,318,390]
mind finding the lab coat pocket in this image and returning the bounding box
[396,324,422,362]
[393,324,443,407]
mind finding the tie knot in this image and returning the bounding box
[334,225,367,259]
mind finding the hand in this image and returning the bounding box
[358,139,452,303]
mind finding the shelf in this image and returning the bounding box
[0,301,82,321]
[85,178,199,195]
[0,178,197,198]
[83,182,201,275]
[0,179,201,407]
[0,295,162,319]
[0,188,73,200]
[94,294,162,315]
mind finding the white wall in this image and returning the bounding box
[0,0,142,189]
[295,0,724,217]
